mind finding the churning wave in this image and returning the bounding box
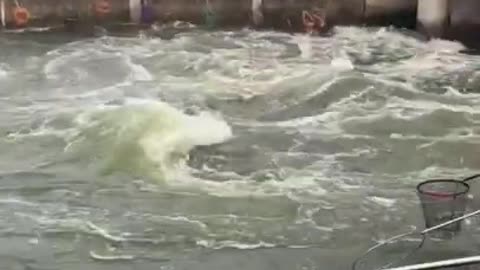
[65,99,232,181]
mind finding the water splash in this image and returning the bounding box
[66,99,232,181]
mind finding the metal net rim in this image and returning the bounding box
[416,179,470,198]
[351,230,426,270]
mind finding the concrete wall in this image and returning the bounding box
[364,0,417,28]
[0,0,411,30]
[0,0,130,27]
[1,0,480,48]
[147,0,251,27]
[448,0,480,48]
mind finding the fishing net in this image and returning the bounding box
[352,230,426,270]
[352,175,480,270]
[417,179,469,237]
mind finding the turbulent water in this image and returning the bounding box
[1,26,480,269]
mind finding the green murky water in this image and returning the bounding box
[1,26,480,270]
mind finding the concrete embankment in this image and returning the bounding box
[0,0,480,47]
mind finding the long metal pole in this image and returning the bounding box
[383,255,480,270]
[381,209,480,270]
[422,209,480,234]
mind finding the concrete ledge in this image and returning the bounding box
[364,0,417,28]
[365,0,416,18]
[1,0,480,49]
[0,0,368,31]
[1,0,130,28]
[149,0,251,27]
[325,0,364,26]
[0,0,417,33]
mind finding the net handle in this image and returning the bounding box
[351,231,426,270]
[462,174,480,183]
[352,209,480,270]
[421,209,480,234]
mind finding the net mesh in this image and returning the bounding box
[353,176,480,270]
[417,180,469,236]
[351,231,425,270]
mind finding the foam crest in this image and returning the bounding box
[66,99,232,181]
[0,63,9,78]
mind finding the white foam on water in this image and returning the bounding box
[368,196,397,208]
[0,63,10,78]
[150,215,208,230]
[123,55,153,82]
[0,197,37,207]
[330,57,354,71]
[4,28,480,251]
[167,163,339,200]
[196,239,276,250]
[6,125,73,141]
[259,111,342,129]
[89,251,135,261]
[295,34,313,59]
[44,50,85,80]
[65,99,232,181]
[44,42,154,92]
